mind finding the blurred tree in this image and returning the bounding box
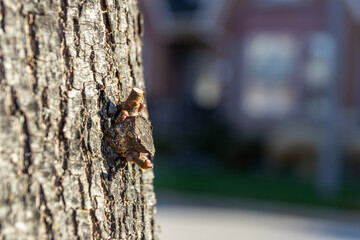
[0,0,158,239]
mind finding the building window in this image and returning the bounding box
[241,33,298,119]
[165,0,200,14]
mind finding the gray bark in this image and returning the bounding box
[0,0,158,239]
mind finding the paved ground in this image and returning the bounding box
[156,193,360,240]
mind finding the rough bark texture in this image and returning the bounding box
[0,0,158,239]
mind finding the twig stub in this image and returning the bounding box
[123,87,143,116]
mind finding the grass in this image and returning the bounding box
[154,168,360,211]
[153,126,360,211]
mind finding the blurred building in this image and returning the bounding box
[139,0,360,181]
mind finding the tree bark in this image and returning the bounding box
[0,0,158,239]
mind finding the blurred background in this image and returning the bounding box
[139,0,360,239]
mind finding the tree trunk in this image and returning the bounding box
[0,0,158,239]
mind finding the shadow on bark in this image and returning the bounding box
[98,97,127,182]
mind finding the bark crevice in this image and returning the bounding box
[59,0,74,89]
[73,17,81,57]
[77,0,86,18]
[0,48,4,85]
[71,209,80,240]
[52,173,67,208]
[89,45,106,108]
[89,208,103,239]
[126,13,136,86]
[100,177,117,238]
[25,14,39,93]
[38,185,55,240]
[0,0,5,32]
[58,0,73,173]
[8,88,33,174]
[78,177,86,210]
[58,86,69,171]
[41,87,50,125]
[85,162,93,198]
[99,0,115,49]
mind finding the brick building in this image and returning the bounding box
[140,0,360,184]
